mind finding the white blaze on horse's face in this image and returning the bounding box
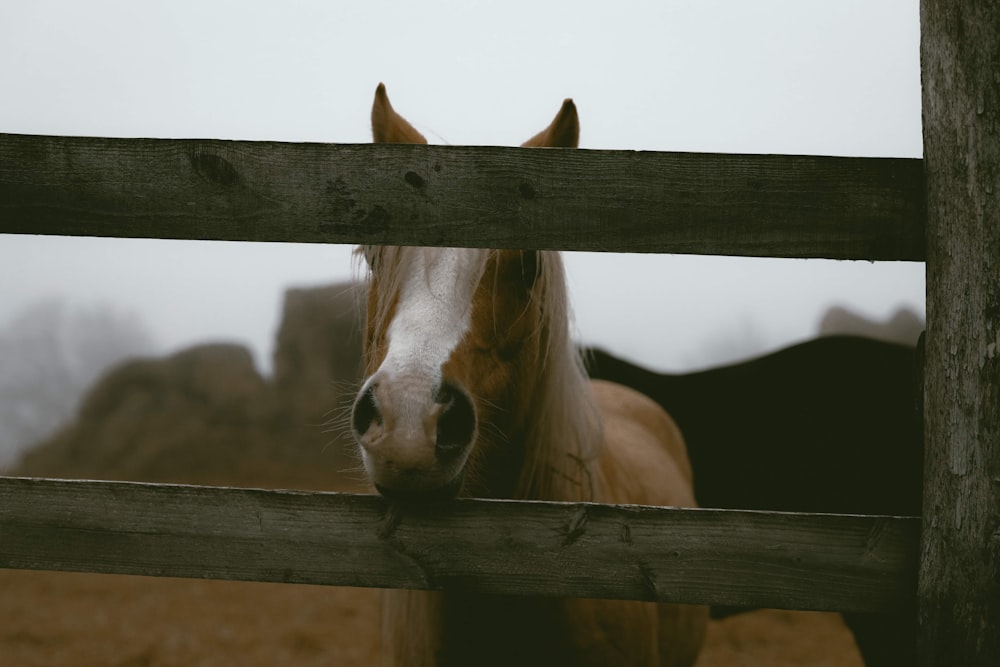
[381,248,486,385]
[352,248,486,500]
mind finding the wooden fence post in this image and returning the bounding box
[919,0,1000,664]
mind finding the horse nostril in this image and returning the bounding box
[434,382,476,458]
[352,384,382,438]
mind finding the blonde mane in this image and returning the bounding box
[513,250,602,501]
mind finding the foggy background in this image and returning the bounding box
[0,0,924,465]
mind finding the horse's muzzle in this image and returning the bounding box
[352,376,477,499]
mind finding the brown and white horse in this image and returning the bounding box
[351,83,707,667]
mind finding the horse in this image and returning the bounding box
[584,335,924,666]
[349,83,708,667]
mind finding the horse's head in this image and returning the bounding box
[351,84,579,501]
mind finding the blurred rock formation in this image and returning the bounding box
[14,282,366,492]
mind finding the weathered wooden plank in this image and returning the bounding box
[0,476,917,613]
[0,133,924,260]
[919,0,1000,664]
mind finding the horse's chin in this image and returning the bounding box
[374,475,464,503]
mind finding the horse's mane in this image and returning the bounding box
[515,250,602,501]
[356,245,603,502]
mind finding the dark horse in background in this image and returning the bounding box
[584,334,924,667]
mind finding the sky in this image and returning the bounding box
[0,0,924,373]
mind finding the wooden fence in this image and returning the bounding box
[0,135,926,617]
[0,1,996,663]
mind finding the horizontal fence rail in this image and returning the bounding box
[0,477,918,613]
[0,133,925,260]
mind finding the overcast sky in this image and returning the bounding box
[0,0,924,373]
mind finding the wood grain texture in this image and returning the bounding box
[919,0,1000,664]
[0,476,917,613]
[0,133,924,260]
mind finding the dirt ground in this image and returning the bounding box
[1,568,862,667]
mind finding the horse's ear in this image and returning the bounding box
[371,83,427,144]
[521,99,579,148]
